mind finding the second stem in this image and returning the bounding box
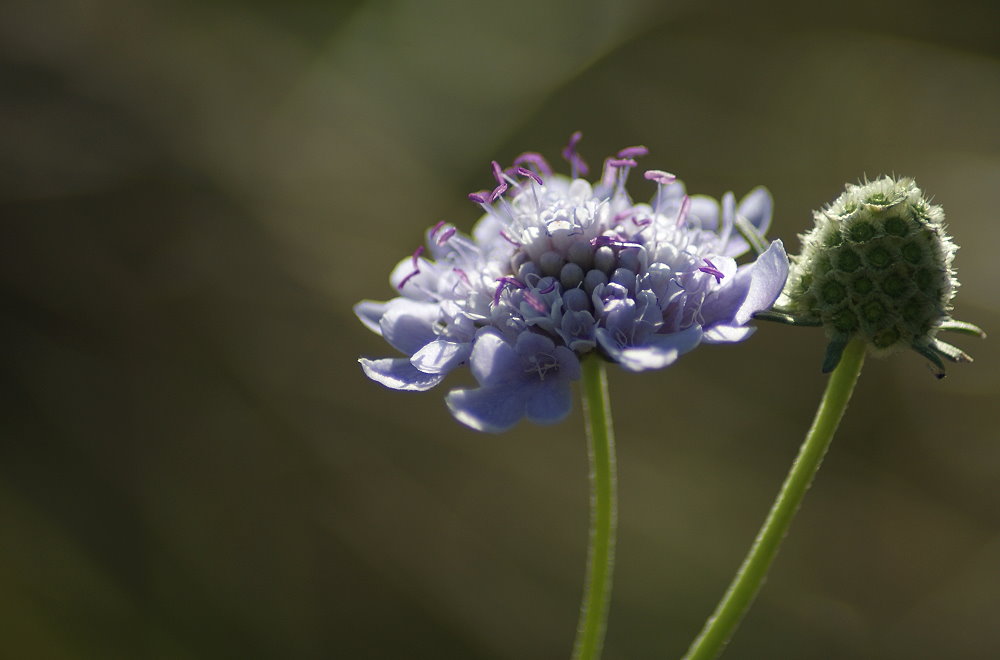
[683,337,867,660]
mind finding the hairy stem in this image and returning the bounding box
[683,337,867,660]
[573,354,618,660]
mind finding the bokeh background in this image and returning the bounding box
[3,0,999,658]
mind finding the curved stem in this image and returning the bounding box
[683,337,867,660]
[573,354,618,660]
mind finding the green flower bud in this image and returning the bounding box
[765,176,985,376]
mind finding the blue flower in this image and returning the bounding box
[356,136,789,432]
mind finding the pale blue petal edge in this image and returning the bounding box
[354,300,388,335]
[359,357,444,391]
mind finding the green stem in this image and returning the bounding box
[573,354,618,660]
[683,337,867,660]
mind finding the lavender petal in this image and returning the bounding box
[468,329,522,387]
[410,339,472,374]
[524,380,574,425]
[738,186,773,236]
[701,324,756,344]
[360,357,445,391]
[379,299,440,355]
[600,326,703,372]
[354,300,389,335]
[732,240,788,325]
[446,385,528,433]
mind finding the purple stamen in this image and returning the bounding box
[513,152,553,177]
[608,158,638,169]
[597,158,616,188]
[493,276,526,306]
[453,268,471,287]
[492,283,504,306]
[490,182,508,202]
[429,220,446,238]
[643,169,676,185]
[398,270,419,289]
[563,130,583,153]
[523,291,547,313]
[491,160,504,185]
[505,166,534,189]
[646,170,676,215]
[538,280,557,294]
[468,191,490,204]
[437,226,456,245]
[497,276,526,289]
[516,166,544,186]
[399,247,424,289]
[677,195,691,227]
[499,230,521,247]
[562,131,589,177]
[633,217,652,228]
[617,146,649,159]
[698,258,725,283]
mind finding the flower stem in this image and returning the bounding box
[573,354,618,660]
[682,337,867,660]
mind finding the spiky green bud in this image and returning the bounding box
[769,176,984,376]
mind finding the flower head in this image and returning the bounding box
[357,135,789,431]
[770,176,985,376]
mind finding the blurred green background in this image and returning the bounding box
[2,0,999,658]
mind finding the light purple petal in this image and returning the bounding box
[594,328,624,362]
[389,256,436,300]
[720,192,736,245]
[700,265,753,326]
[733,239,788,325]
[524,380,574,425]
[701,240,788,328]
[468,329,522,387]
[354,300,388,335]
[687,195,720,230]
[410,339,472,374]
[604,326,703,372]
[701,324,756,344]
[738,186,773,236]
[721,237,750,257]
[720,187,774,257]
[380,299,440,355]
[359,358,445,391]
[446,385,529,433]
[553,345,582,381]
[720,236,751,258]
[705,255,737,282]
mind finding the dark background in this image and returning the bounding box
[2,1,999,658]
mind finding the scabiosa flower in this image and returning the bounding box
[765,176,986,376]
[356,134,789,432]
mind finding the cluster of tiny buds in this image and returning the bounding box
[395,136,689,310]
[464,140,690,312]
[762,176,985,376]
